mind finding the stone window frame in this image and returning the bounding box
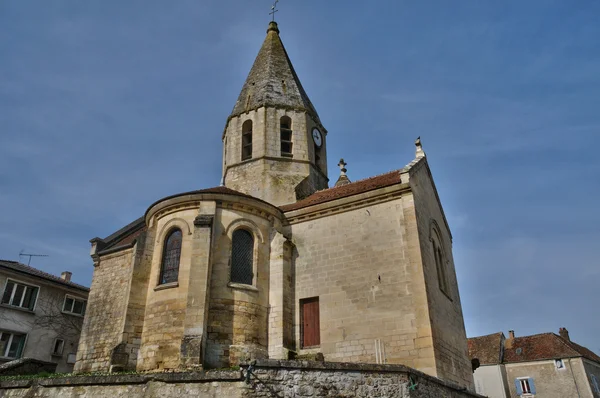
[280,116,293,158]
[429,220,451,299]
[0,278,40,312]
[153,218,191,290]
[157,227,183,287]
[225,219,263,291]
[241,119,253,161]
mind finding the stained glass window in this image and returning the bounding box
[160,229,182,284]
[231,229,254,285]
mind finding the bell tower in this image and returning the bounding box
[222,21,328,206]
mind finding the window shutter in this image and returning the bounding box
[529,378,536,394]
[515,379,523,395]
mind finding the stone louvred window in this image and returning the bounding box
[241,120,253,161]
[230,229,253,285]
[160,229,182,285]
[280,116,293,157]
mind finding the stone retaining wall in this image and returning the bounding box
[0,360,484,397]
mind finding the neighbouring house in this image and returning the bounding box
[469,328,600,398]
[0,260,89,373]
[74,20,474,389]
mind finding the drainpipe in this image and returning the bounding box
[568,358,582,398]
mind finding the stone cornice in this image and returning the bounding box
[146,192,283,228]
[283,182,411,224]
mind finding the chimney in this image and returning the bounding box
[559,327,570,341]
[60,271,72,282]
[505,330,515,349]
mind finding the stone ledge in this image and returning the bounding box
[0,370,242,390]
[241,359,483,397]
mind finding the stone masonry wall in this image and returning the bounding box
[223,107,328,206]
[505,358,594,398]
[0,360,483,398]
[409,160,474,388]
[288,195,435,374]
[75,250,134,373]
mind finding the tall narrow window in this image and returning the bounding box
[431,225,449,297]
[301,297,320,348]
[280,116,293,157]
[159,229,182,285]
[242,120,253,161]
[230,229,254,285]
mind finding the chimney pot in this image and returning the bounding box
[508,330,515,339]
[60,271,72,282]
[559,327,570,341]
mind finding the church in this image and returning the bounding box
[74,21,473,388]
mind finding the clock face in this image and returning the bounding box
[312,128,323,147]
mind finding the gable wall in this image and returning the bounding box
[288,194,436,374]
[409,161,473,388]
[505,358,589,397]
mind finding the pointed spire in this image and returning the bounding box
[415,137,426,159]
[229,21,320,123]
[335,158,351,187]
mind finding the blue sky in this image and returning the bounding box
[1,1,598,353]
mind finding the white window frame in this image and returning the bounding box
[555,358,565,369]
[62,294,87,316]
[1,278,40,311]
[517,377,532,394]
[51,338,65,356]
[0,330,27,359]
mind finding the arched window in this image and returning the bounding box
[280,116,293,157]
[159,229,182,285]
[231,229,254,285]
[431,226,449,295]
[242,120,253,161]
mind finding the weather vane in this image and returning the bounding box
[270,0,279,22]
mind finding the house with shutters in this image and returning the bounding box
[469,328,600,398]
[74,20,474,389]
[0,260,89,373]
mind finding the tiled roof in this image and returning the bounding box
[468,332,503,365]
[280,169,403,212]
[0,260,89,292]
[469,331,600,365]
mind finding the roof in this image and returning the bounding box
[229,22,321,123]
[0,260,89,292]
[469,332,600,365]
[468,332,504,365]
[280,169,403,212]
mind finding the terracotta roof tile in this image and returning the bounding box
[468,333,503,365]
[470,331,600,365]
[280,169,403,212]
[0,260,89,291]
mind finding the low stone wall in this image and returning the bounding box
[0,360,484,398]
[0,358,57,376]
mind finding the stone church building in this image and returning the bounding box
[74,21,473,388]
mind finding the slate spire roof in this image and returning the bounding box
[229,21,320,123]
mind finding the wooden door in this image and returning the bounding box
[301,297,320,348]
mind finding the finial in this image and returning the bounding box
[269,0,279,22]
[335,158,351,187]
[338,158,347,175]
[415,136,426,159]
[267,21,280,34]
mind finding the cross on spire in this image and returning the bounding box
[269,0,279,22]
